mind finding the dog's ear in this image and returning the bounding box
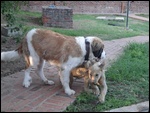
[91,38,104,52]
[91,38,104,59]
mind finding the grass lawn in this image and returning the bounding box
[64,42,149,112]
[15,11,149,41]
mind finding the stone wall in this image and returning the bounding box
[21,1,149,14]
[42,6,73,28]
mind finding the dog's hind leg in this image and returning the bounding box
[36,58,54,85]
[23,55,33,88]
[23,66,32,88]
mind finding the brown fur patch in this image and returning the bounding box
[15,38,31,68]
[15,42,23,55]
[91,37,104,51]
[71,66,88,79]
[22,38,31,68]
[31,29,82,63]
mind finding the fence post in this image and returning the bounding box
[126,1,130,30]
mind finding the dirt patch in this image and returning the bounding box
[1,35,26,77]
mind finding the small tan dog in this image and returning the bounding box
[70,58,107,103]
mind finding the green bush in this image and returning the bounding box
[1,1,28,26]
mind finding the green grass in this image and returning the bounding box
[15,11,149,40]
[51,14,149,40]
[64,42,149,112]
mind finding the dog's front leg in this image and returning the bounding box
[98,75,107,103]
[90,84,100,96]
[83,77,93,93]
[59,68,75,96]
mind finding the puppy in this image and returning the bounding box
[1,28,105,96]
[70,58,107,103]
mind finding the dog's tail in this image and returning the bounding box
[1,43,23,61]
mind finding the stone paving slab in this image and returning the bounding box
[105,101,149,112]
[96,16,124,21]
[1,36,149,112]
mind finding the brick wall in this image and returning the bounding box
[42,6,73,28]
[21,1,149,14]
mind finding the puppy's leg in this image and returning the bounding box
[60,68,75,96]
[36,58,54,85]
[83,77,93,93]
[98,74,107,103]
[91,84,100,96]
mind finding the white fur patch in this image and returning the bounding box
[26,28,39,66]
[101,50,106,59]
[23,68,32,88]
[85,36,95,43]
[62,56,83,70]
[1,50,20,61]
[75,36,86,57]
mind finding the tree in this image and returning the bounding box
[1,1,29,26]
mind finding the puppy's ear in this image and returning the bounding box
[83,61,91,68]
[91,57,99,64]
[83,58,98,68]
[98,59,105,69]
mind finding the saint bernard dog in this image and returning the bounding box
[1,28,105,96]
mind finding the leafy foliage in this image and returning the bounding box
[1,1,29,26]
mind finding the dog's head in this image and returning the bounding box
[87,37,105,59]
[84,58,105,85]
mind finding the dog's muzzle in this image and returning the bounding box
[93,48,103,59]
[93,49,106,60]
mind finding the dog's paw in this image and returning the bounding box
[23,78,32,88]
[93,89,100,96]
[65,89,75,96]
[44,80,55,85]
[98,96,105,103]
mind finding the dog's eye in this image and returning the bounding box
[95,74,99,77]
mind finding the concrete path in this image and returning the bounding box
[1,35,149,112]
[105,101,149,112]
[129,14,149,22]
[119,13,149,22]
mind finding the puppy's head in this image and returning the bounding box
[84,58,105,85]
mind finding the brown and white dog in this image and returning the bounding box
[1,28,105,96]
[70,58,107,103]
